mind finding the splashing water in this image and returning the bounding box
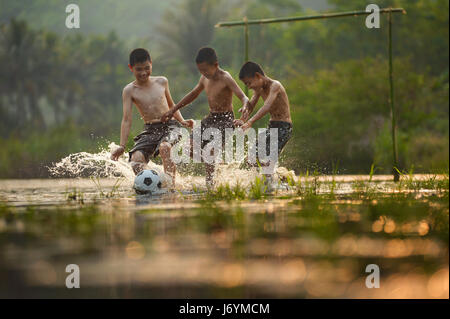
[214,163,297,188]
[48,142,297,192]
[48,143,167,182]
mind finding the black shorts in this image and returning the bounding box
[191,111,235,149]
[256,121,293,161]
[129,120,183,163]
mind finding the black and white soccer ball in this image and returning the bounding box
[133,169,162,194]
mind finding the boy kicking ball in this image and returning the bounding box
[234,61,293,190]
[161,47,249,189]
[110,48,194,188]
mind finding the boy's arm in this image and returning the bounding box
[161,77,205,122]
[111,86,133,160]
[241,91,260,121]
[234,91,260,126]
[225,73,249,109]
[163,78,194,128]
[242,82,281,130]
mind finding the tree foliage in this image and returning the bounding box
[0,0,448,177]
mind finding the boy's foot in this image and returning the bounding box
[263,175,275,193]
[271,182,290,192]
[161,171,176,189]
[263,175,290,193]
[206,178,215,190]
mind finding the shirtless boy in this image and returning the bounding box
[235,61,293,186]
[160,47,249,188]
[110,48,194,187]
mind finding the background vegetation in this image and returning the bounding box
[0,0,448,177]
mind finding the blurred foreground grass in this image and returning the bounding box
[0,173,448,298]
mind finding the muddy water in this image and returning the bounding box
[0,176,448,298]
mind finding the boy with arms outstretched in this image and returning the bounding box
[161,47,249,188]
[110,48,194,187]
[235,61,293,187]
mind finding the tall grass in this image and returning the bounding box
[395,166,449,193]
[90,177,124,198]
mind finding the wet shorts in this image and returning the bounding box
[129,120,183,163]
[256,121,293,161]
[192,111,235,149]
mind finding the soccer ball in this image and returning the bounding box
[133,169,162,194]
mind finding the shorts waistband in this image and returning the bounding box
[269,120,292,128]
[207,111,234,119]
[144,120,178,127]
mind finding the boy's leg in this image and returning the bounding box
[263,164,275,187]
[258,127,278,188]
[263,122,293,187]
[187,134,215,189]
[196,118,215,189]
[203,137,222,189]
[130,151,149,175]
[158,141,176,187]
[205,163,215,189]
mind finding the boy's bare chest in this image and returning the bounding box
[260,91,269,100]
[204,80,229,97]
[259,87,281,103]
[132,85,166,107]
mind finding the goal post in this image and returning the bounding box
[216,7,406,181]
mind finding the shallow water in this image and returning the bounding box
[0,174,448,299]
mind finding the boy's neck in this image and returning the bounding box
[211,67,221,80]
[261,76,272,90]
[134,77,151,87]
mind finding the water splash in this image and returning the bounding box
[48,142,297,192]
[48,143,207,190]
[214,162,297,189]
[49,143,163,182]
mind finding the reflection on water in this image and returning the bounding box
[0,176,448,298]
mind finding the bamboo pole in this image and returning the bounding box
[244,16,249,96]
[388,11,400,182]
[215,8,405,28]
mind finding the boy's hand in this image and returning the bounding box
[241,121,252,131]
[242,108,250,121]
[181,119,195,129]
[111,145,125,161]
[161,109,175,123]
[237,104,247,114]
[238,103,250,121]
[233,119,244,127]
[243,99,251,110]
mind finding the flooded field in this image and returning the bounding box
[0,173,448,299]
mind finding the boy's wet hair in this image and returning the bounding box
[239,61,265,79]
[195,47,218,65]
[129,48,151,66]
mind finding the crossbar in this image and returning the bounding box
[215,8,405,28]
